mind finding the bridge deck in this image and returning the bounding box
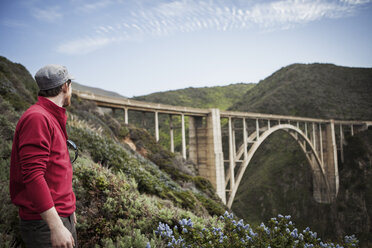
[73,89,371,126]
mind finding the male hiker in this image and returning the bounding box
[10,65,77,248]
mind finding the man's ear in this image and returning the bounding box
[62,82,69,93]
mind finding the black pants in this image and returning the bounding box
[20,214,77,248]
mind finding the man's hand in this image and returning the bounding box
[50,224,75,248]
[40,207,75,248]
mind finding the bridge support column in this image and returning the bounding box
[169,115,174,153]
[189,109,225,204]
[155,111,159,142]
[310,168,330,203]
[340,124,344,163]
[310,121,339,203]
[124,108,128,124]
[323,120,339,198]
[181,114,186,159]
[228,117,235,191]
[189,116,205,167]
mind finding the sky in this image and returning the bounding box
[0,0,371,97]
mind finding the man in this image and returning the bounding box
[10,65,77,248]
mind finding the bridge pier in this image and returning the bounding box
[155,111,159,142]
[124,108,128,124]
[181,114,186,159]
[324,121,339,199]
[189,109,226,204]
[169,115,174,153]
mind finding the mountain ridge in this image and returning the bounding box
[72,81,128,99]
[229,63,372,120]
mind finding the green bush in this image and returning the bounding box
[72,156,205,247]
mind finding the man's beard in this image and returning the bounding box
[63,94,71,107]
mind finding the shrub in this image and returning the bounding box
[154,213,359,248]
[72,156,205,247]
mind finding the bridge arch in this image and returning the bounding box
[226,123,330,209]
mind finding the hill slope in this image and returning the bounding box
[230,63,372,120]
[133,83,255,110]
[72,81,127,99]
[229,63,372,247]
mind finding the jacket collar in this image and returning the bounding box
[36,96,68,139]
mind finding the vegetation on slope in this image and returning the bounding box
[230,63,372,120]
[0,56,38,110]
[133,83,255,110]
[72,81,127,99]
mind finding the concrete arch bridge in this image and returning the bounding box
[73,90,372,209]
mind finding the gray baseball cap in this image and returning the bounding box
[35,64,74,90]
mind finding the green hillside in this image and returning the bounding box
[230,63,372,120]
[229,64,372,247]
[73,81,127,99]
[133,83,255,110]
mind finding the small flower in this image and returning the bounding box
[146,242,151,248]
[187,219,193,227]
[299,233,304,241]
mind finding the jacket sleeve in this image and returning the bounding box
[18,113,54,214]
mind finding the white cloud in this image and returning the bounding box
[248,0,351,28]
[57,0,372,55]
[341,0,372,4]
[57,36,116,55]
[1,19,27,28]
[77,0,113,12]
[31,6,63,22]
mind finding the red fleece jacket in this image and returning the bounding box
[10,96,76,220]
